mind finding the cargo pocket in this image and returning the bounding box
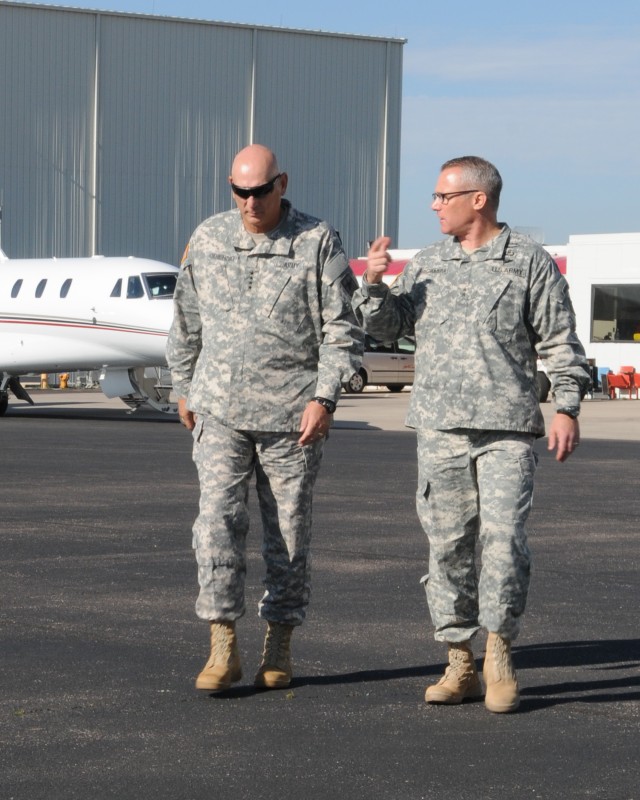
[191,414,204,447]
[193,415,205,442]
[191,416,206,468]
[415,477,431,530]
[417,478,431,501]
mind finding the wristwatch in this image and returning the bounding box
[312,397,337,414]
[557,407,580,419]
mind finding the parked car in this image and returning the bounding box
[344,335,415,393]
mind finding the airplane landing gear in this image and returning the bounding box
[99,366,177,415]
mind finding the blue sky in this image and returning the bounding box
[15,0,640,247]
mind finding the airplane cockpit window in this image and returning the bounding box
[11,279,23,298]
[36,278,47,298]
[110,278,122,298]
[60,278,72,298]
[143,272,177,299]
[126,275,144,299]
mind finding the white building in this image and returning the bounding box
[567,233,640,376]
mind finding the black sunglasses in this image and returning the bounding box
[230,173,282,200]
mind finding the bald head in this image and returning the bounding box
[231,145,280,185]
[229,144,288,233]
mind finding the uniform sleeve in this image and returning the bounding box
[165,252,202,401]
[314,231,364,403]
[352,262,418,343]
[528,253,591,408]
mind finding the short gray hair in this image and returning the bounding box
[441,156,502,210]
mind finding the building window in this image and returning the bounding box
[592,284,640,342]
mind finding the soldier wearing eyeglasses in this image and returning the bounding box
[167,144,363,693]
[354,155,591,713]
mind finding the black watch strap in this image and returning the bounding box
[312,396,336,414]
[557,407,579,419]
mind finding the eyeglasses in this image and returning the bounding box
[230,173,282,199]
[431,189,480,204]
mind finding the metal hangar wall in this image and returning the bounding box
[0,3,404,264]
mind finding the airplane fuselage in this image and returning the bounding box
[0,255,179,373]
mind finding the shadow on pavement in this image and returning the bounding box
[197,639,640,710]
[511,637,640,710]
[514,637,640,668]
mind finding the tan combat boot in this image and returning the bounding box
[483,631,520,713]
[254,622,294,689]
[195,621,242,691]
[425,641,483,704]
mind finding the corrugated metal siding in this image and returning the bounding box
[0,6,96,257]
[253,30,397,255]
[0,4,403,262]
[97,16,254,261]
[382,43,403,246]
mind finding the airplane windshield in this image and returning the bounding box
[143,273,177,298]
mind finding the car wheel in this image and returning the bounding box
[536,371,551,403]
[386,385,404,393]
[345,369,366,394]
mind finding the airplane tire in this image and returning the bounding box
[0,392,8,416]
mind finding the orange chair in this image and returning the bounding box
[619,366,638,399]
[607,367,637,399]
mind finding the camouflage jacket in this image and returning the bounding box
[353,225,590,436]
[167,200,363,430]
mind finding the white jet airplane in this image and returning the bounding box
[0,248,180,416]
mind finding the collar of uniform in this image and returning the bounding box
[233,200,294,256]
[441,223,511,263]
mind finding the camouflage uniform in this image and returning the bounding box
[167,199,363,625]
[354,225,590,642]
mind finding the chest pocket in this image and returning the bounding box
[259,264,310,330]
[414,280,450,334]
[482,275,522,344]
[263,271,293,315]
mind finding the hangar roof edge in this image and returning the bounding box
[1,2,408,43]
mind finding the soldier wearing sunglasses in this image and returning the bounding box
[167,144,363,694]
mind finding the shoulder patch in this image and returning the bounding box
[180,243,190,266]
[322,252,350,284]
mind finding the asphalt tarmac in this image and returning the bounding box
[1,391,639,799]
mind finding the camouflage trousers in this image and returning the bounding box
[191,416,324,626]
[416,428,537,643]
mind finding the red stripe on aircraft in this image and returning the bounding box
[0,318,167,336]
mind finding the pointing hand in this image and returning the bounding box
[366,236,392,284]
